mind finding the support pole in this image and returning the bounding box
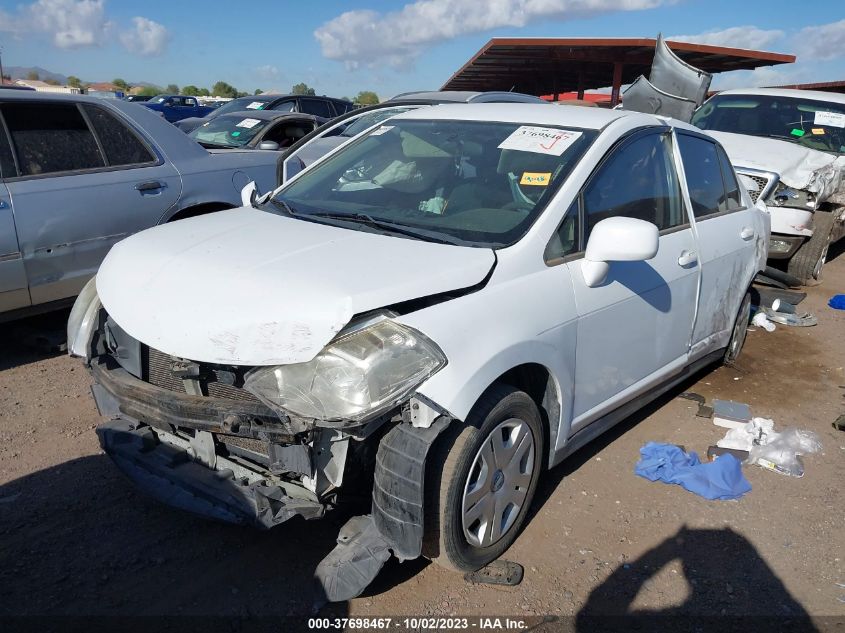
[610,62,623,107]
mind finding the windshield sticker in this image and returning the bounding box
[236,118,261,129]
[498,126,582,156]
[231,131,241,137]
[812,128,825,135]
[246,102,264,110]
[520,172,552,186]
[790,128,805,137]
[814,111,845,128]
[370,125,394,136]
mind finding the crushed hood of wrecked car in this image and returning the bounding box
[709,131,845,201]
[96,208,495,366]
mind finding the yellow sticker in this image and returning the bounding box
[812,128,825,135]
[520,172,552,186]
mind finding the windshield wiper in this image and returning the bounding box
[306,211,465,245]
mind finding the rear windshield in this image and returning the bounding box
[274,118,596,248]
[693,94,845,155]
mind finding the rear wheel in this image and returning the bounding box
[787,211,836,283]
[423,384,544,571]
[724,290,751,365]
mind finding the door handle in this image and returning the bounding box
[135,181,165,192]
[678,250,698,267]
[740,227,754,240]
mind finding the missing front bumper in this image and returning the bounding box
[97,418,324,529]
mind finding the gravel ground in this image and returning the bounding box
[1,249,844,631]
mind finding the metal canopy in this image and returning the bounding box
[442,37,796,105]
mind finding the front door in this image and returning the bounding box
[1,100,181,306]
[566,129,700,431]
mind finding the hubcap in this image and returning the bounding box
[461,419,535,548]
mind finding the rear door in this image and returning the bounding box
[2,100,181,306]
[676,132,759,356]
[565,129,700,431]
[0,118,30,312]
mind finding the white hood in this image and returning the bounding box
[97,208,495,366]
[710,131,845,200]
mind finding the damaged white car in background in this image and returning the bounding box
[693,88,845,283]
[68,103,768,602]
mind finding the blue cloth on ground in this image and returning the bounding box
[635,442,751,500]
[829,295,845,310]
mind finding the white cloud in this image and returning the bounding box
[793,19,845,61]
[315,0,669,69]
[119,16,169,56]
[669,26,785,51]
[0,0,111,49]
[255,64,281,80]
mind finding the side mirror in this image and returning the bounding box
[258,140,280,151]
[581,217,659,287]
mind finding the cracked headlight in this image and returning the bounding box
[67,276,101,360]
[244,319,446,425]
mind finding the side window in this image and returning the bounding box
[0,117,17,178]
[270,100,296,113]
[82,105,156,167]
[544,199,580,263]
[583,132,684,240]
[3,103,105,176]
[716,144,744,210]
[299,98,333,118]
[677,134,728,218]
[185,98,197,107]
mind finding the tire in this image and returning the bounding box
[423,384,544,572]
[724,290,751,365]
[787,211,837,283]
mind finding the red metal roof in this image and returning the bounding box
[442,37,796,95]
[768,80,845,94]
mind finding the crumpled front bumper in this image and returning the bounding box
[96,419,325,529]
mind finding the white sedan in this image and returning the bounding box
[69,103,768,598]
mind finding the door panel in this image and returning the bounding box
[0,182,31,311]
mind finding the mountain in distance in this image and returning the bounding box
[5,66,68,84]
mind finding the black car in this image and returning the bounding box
[175,94,353,133]
[188,111,324,151]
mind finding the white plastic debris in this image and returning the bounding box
[717,417,776,451]
[751,312,776,332]
[716,418,822,477]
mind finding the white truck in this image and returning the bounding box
[693,88,845,283]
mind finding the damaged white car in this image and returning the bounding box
[69,104,768,600]
[693,88,845,282]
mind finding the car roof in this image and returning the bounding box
[390,90,545,104]
[391,102,665,131]
[714,88,845,106]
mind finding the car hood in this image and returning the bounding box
[96,208,495,366]
[709,131,845,200]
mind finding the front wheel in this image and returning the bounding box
[724,290,751,365]
[787,210,836,283]
[423,384,544,571]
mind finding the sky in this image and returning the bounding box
[1,0,844,99]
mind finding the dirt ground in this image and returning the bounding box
[1,249,844,631]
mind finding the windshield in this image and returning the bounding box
[189,115,269,148]
[212,97,268,117]
[151,95,168,104]
[693,94,845,155]
[273,118,596,247]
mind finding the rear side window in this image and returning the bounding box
[270,100,296,113]
[677,134,728,218]
[716,144,744,210]
[583,132,685,239]
[3,103,104,176]
[0,119,16,178]
[299,98,332,118]
[83,105,156,167]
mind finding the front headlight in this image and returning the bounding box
[67,276,101,360]
[244,319,446,426]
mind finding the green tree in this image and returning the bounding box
[67,75,82,88]
[138,85,161,97]
[26,70,39,80]
[112,78,129,91]
[182,84,201,96]
[354,91,379,106]
[166,83,179,94]
[291,82,316,96]
[254,88,263,95]
[198,87,210,97]
[212,81,238,98]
